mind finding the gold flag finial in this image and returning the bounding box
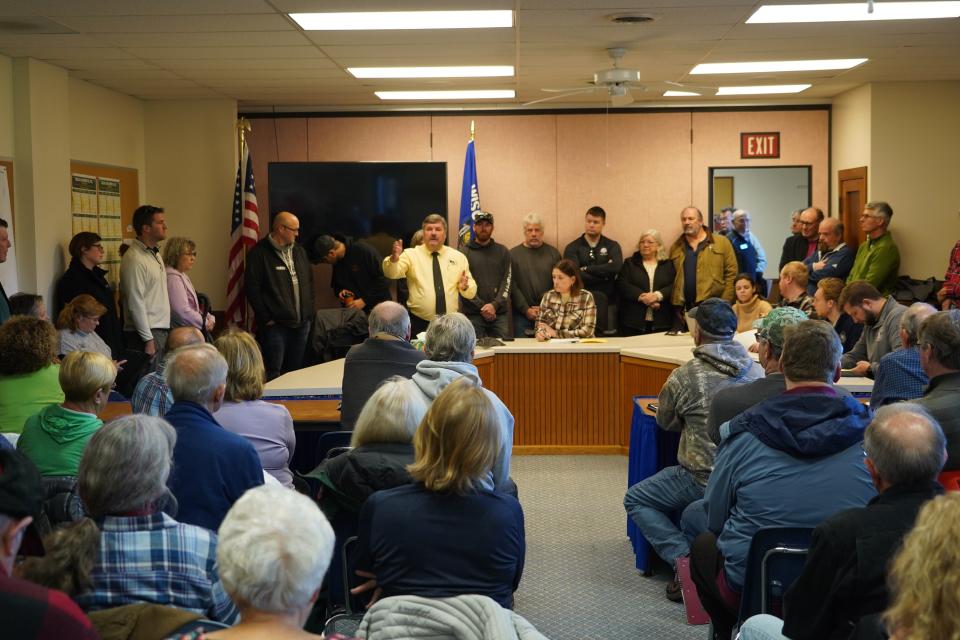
[470,120,475,141]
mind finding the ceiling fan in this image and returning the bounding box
[524,47,718,107]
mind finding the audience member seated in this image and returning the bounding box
[706,307,807,443]
[914,309,960,470]
[74,415,239,623]
[411,313,515,494]
[812,277,862,352]
[937,238,959,310]
[204,485,335,639]
[848,201,900,296]
[339,301,426,431]
[840,280,908,377]
[311,377,427,516]
[9,293,49,321]
[778,261,816,317]
[535,258,597,340]
[0,316,64,437]
[55,231,124,356]
[0,450,99,639]
[56,294,113,359]
[213,329,295,488]
[617,229,676,335]
[131,326,204,416]
[884,493,960,640]
[690,320,877,640]
[738,403,945,640]
[731,273,772,334]
[870,302,936,407]
[17,518,100,598]
[164,236,215,334]
[624,298,762,602]
[17,351,116,477]
[163,343,263,531]
[804,217,854,294]
[353,377,525,609]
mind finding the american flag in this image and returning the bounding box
[226,146,260,327]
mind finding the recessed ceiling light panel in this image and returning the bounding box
[716,84,812,95]
[290,10,513,30]
[348,66,514,79]
[691,59,867,74]
[747,1,960,23]
[663,90,701,97]
[375,90,516,100]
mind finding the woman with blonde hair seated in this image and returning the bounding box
[0,316,64,436]
[535,258,596,340]
[213,328,295,487]
[353,377,525,609]
[311,377,428,515]
[204,485,335,639]
[163,237,215,333]
[18,351,117,477]
[885,492,960,639]
[57,294,113,359]
[732,273,773,333]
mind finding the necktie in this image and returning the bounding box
[432,251,446,316]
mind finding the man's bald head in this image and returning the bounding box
[864,404,946,487]
[271,211,300,247]
[273,211,297,231]
[166,326,204,353]
[798,207,824,240]
[368,301,411,340]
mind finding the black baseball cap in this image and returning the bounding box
[687,298,737,339]
[0,450,42,519]
[473,211,494,224]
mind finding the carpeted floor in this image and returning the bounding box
[511,455,706,640]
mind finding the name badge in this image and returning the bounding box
[739,243,748,250]
[275,266,287,271]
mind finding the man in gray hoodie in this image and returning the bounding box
[410,312,515,493]
[624,298,763,601]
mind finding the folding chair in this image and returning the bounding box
[736,526,814,628]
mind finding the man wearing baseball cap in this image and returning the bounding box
[460,211,512,339]
[0,450,99,638]
[624,297,763,602]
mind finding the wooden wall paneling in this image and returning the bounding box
[620,356,678,447]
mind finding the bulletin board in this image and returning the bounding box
[69,162,139,284]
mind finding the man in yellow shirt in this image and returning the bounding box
[383,214,478,335]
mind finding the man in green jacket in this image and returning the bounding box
[847,201,900,295]
[670,206,738,313]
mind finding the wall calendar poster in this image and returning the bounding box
[71,173,123,283]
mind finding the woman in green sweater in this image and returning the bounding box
[0,316,64,437]
[18,351,117,476]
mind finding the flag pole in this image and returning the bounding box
[470,119,475,142]
[235,118,252,328]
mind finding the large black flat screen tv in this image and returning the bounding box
[268,161,447,260]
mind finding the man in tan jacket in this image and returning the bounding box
[669,207,738,327]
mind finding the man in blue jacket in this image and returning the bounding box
[690,319,877,640]
[164,344,263,532]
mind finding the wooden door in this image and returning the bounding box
[713,176,734,214]
[838,167,867,250]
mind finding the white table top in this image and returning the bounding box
[263,331,873,396]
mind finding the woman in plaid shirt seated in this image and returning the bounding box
[535,259,597,341]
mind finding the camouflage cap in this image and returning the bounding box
[753,306,808,348]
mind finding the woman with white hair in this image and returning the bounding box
[202,485,336,639]
[310,377,428,515]
[74,415,239,624]
[18,351,117,477]
[616,229,676,335]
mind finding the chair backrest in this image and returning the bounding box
[938,470,960,492]
[737,526,814,625]
[317,430,353,463]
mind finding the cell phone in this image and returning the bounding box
[646,402,658,413]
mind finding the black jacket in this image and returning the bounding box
[563,234,623,297]
[331,238,391,310]
[339,337,426,430]
[54,258,125,356]
[460,239,512,315]
[245,237,315,327]
[616,254,675,332]
[320,442,415,514]
[779,233,815,270]
[781,481,942,640]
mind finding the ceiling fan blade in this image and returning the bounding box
[522,88,597,107]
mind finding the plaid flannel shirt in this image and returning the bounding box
[131,370,173,416]
[943,239,960,301]
[870,346,929,408]
[77,512,239,624]
[536,289,597,338]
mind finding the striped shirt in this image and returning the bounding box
[77,512,238,624]
[131,370,173,417]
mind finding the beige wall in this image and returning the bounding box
[830,84,872,209]
[870,81,960,279]
[69,77,146,198]
[247,109,829,259]
[144,99,237,308]
[0,55,13,159]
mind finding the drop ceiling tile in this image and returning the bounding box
[0,33,104,47]
[125,45,322,60]
[97,31,312,48]
[0,45,131,58]
[47,57,160,70]
[153,57,337,69]
[52,14,294,33]
[0,0,274,16]
[178,68,347,80]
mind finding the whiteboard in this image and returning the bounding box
[0,166,17,295]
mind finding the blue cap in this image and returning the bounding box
[687,298,737,339]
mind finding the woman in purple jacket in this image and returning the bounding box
[163,237,215,334]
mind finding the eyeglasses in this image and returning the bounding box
[281,225,300,232]
[89,243,104,250]
[184,251,198,258]
[799,220,818,227]
[859,213,882,219]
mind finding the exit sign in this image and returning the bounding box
[741,132,781,158]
